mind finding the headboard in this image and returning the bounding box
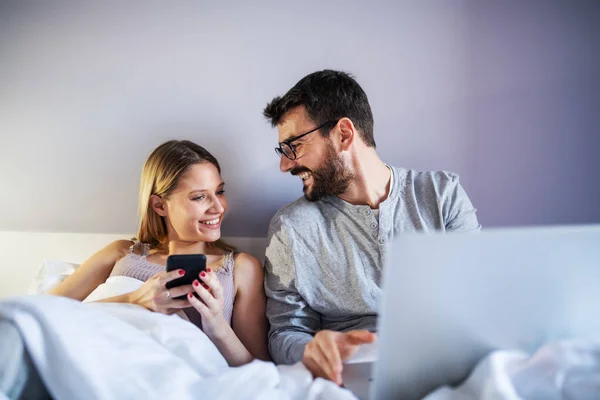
[0,231,268,298]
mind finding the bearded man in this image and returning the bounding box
[262,69,481,385]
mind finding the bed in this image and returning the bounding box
[2,230,599,399]
[0,230,357,399]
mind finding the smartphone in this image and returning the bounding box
[165,254,207,300]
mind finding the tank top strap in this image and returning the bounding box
[219,251,235,273]
[128,239,151,257]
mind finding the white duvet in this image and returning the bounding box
[6,277,599,399]
[425,339,600,400]
[0,277,356,400]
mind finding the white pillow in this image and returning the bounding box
[83,276,143,303]
[28,259,80,294]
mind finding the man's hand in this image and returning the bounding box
[302,329,376,385]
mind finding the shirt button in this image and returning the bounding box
[365,209,372,216]
[370,222,378,229]
[379,237,387,244]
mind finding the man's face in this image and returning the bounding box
[277,106,352,201]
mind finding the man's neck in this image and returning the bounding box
[337,149,391,209]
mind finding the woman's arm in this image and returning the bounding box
[187,252,271,366]
[49,240,133,301]
[231,253,271,362]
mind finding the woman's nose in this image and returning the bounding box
[210,196,225,214]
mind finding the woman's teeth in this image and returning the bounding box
[201,218,220,225]
[299,172,310,181]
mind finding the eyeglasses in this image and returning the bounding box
[275,120,338,160]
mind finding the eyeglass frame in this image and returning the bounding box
[274,120,339,160]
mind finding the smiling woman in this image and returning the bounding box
[49,140,271,366]
[137,142,232,251]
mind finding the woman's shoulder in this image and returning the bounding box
[109,239,136,249]
[98,239,137,261]
[111,239,137,252]
[231,252,264,295]
[233,252,263,277]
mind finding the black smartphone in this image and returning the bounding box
[165,254,207,300]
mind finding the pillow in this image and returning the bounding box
[28,259,80,295]
[83,276,143,303]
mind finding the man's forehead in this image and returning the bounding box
[277,106,312,141]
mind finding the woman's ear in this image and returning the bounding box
[149,194,168,217]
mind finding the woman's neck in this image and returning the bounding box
[167,240,211,255]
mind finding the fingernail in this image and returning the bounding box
[188,293,194,299]
[178,270,185,276]
[207,268,212,273]
[200,271,206,277]
[193,280,199,287]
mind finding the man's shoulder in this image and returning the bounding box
[391,166,480,231]
[393,166,460,193]
[268,196,328,232]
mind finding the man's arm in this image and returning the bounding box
[265,288,320,364]
[264,216,322,365]
[264,212,377,383]
[443,173,482,232]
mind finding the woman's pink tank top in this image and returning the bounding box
[110,241,236,329]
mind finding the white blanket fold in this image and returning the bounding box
[425,338,600,400]
[0,292,356,400]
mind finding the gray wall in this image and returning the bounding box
[1,0,598,237]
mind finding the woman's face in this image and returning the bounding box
[160,162,228,244]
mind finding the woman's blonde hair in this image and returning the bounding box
[136,140,234,252]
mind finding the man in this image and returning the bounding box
[262,70,481,385]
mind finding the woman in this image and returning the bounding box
[51,140,270,366]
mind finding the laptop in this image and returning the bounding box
[342,224,600,399]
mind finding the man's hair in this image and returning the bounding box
[263,70,375,147]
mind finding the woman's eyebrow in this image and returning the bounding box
[188,182,224,195]
[188,189,207,195]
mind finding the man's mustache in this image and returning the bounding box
[290,167,312,176]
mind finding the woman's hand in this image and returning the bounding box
[129,269,193,314]
[187,268,228,339]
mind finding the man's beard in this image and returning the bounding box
[291,143,353,202]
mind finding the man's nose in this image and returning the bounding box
[280,155,295,173]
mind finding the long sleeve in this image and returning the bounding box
[443,173,482,232]
[263,215,322,365]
